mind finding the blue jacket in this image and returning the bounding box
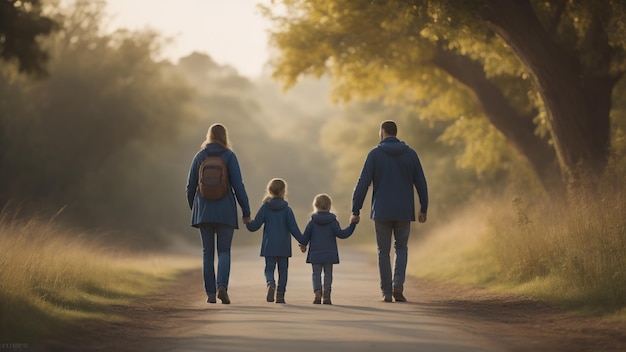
[246,198,304,257]
[352,137,428,221]
[186,143,251,228]
[301,212,355,264]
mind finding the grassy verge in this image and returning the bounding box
[410,183,626,317]
[0,215,198,342]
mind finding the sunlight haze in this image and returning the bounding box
[104,0,273,78]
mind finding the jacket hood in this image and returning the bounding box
[311,211,336,225]
[266,198,288,210]
[378,137,409,156]
[203,143,227,155]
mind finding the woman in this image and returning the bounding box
[186,123,251,304]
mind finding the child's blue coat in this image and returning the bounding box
[301,212,356,264]
[246,198,303,257]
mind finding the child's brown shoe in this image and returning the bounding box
[266,282,276,302]
[276,291,286,304]
[313,290,322,304]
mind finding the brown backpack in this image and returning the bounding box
[198,152,229,200]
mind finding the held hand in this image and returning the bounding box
[299,244,307,253]
[242,216,251,224]
[418,212,427,223]
[350,214,360,224]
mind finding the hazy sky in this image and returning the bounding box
[104,0,274,78]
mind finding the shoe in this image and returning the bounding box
[393,288,406,302]
[313,290,322,304]
[207,292,216,304]
[322,289,332,305]
[267,282,276,302]
[276,291,286,304]
[382,292,392,302]
[217,286,230,304]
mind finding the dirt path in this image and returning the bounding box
[36,246,626,352]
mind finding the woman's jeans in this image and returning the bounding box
[200,222,234,294]
[265,256,289,293]
[374,221,410,294]
[312,263,333,292]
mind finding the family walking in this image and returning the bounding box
[186,121,428,305]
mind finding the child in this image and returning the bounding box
[246,178,304,304]
[299,194,357,305]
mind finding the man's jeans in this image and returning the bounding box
[312,263,334,292]
[200,223,234,294]
[374,221,410,294]
[265,256,289,293]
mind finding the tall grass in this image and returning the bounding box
[410,175,626,316]
[0,214,198,342]
[488,181,626,315]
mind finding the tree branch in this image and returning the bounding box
[431,44,560,188]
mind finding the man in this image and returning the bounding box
[351,120,428,302]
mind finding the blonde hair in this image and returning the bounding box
[262,178,287,202]
[201,123,231,149]
[313,194,332,212]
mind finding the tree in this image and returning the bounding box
[0,0,56,75]
[0,1,195,244]
[265,0,626,189]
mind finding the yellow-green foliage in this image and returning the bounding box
[0,216,198,341]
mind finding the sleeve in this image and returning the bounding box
[333,220,356,239]
[351,150,375,216]
[287,208,306,245]
[413,152,429,214]
[186,152,202,210]
[300,221,313,246]
[227,152,251,217]
[246,205,265,232]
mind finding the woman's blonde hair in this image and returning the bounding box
[201,123,231,149]
[263,178,287,202]
[313,194,332,212]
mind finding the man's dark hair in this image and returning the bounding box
[381,120,397,136]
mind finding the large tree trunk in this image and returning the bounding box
[484,0,615,182]
[432,47,562,191]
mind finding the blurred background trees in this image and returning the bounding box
[1,0,625,249]
[0,0,56,75]
[0,0,337,247]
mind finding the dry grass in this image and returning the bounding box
[409,205,501,286]
[410,179,626,317]
[0,214,198,342]
[488,185,626,315]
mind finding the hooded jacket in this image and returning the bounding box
[301,212,356,264]
[186,143,251,228]
[352,137,428,221]
[246,198,303,257]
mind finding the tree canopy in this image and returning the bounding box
[265,0,626,191]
